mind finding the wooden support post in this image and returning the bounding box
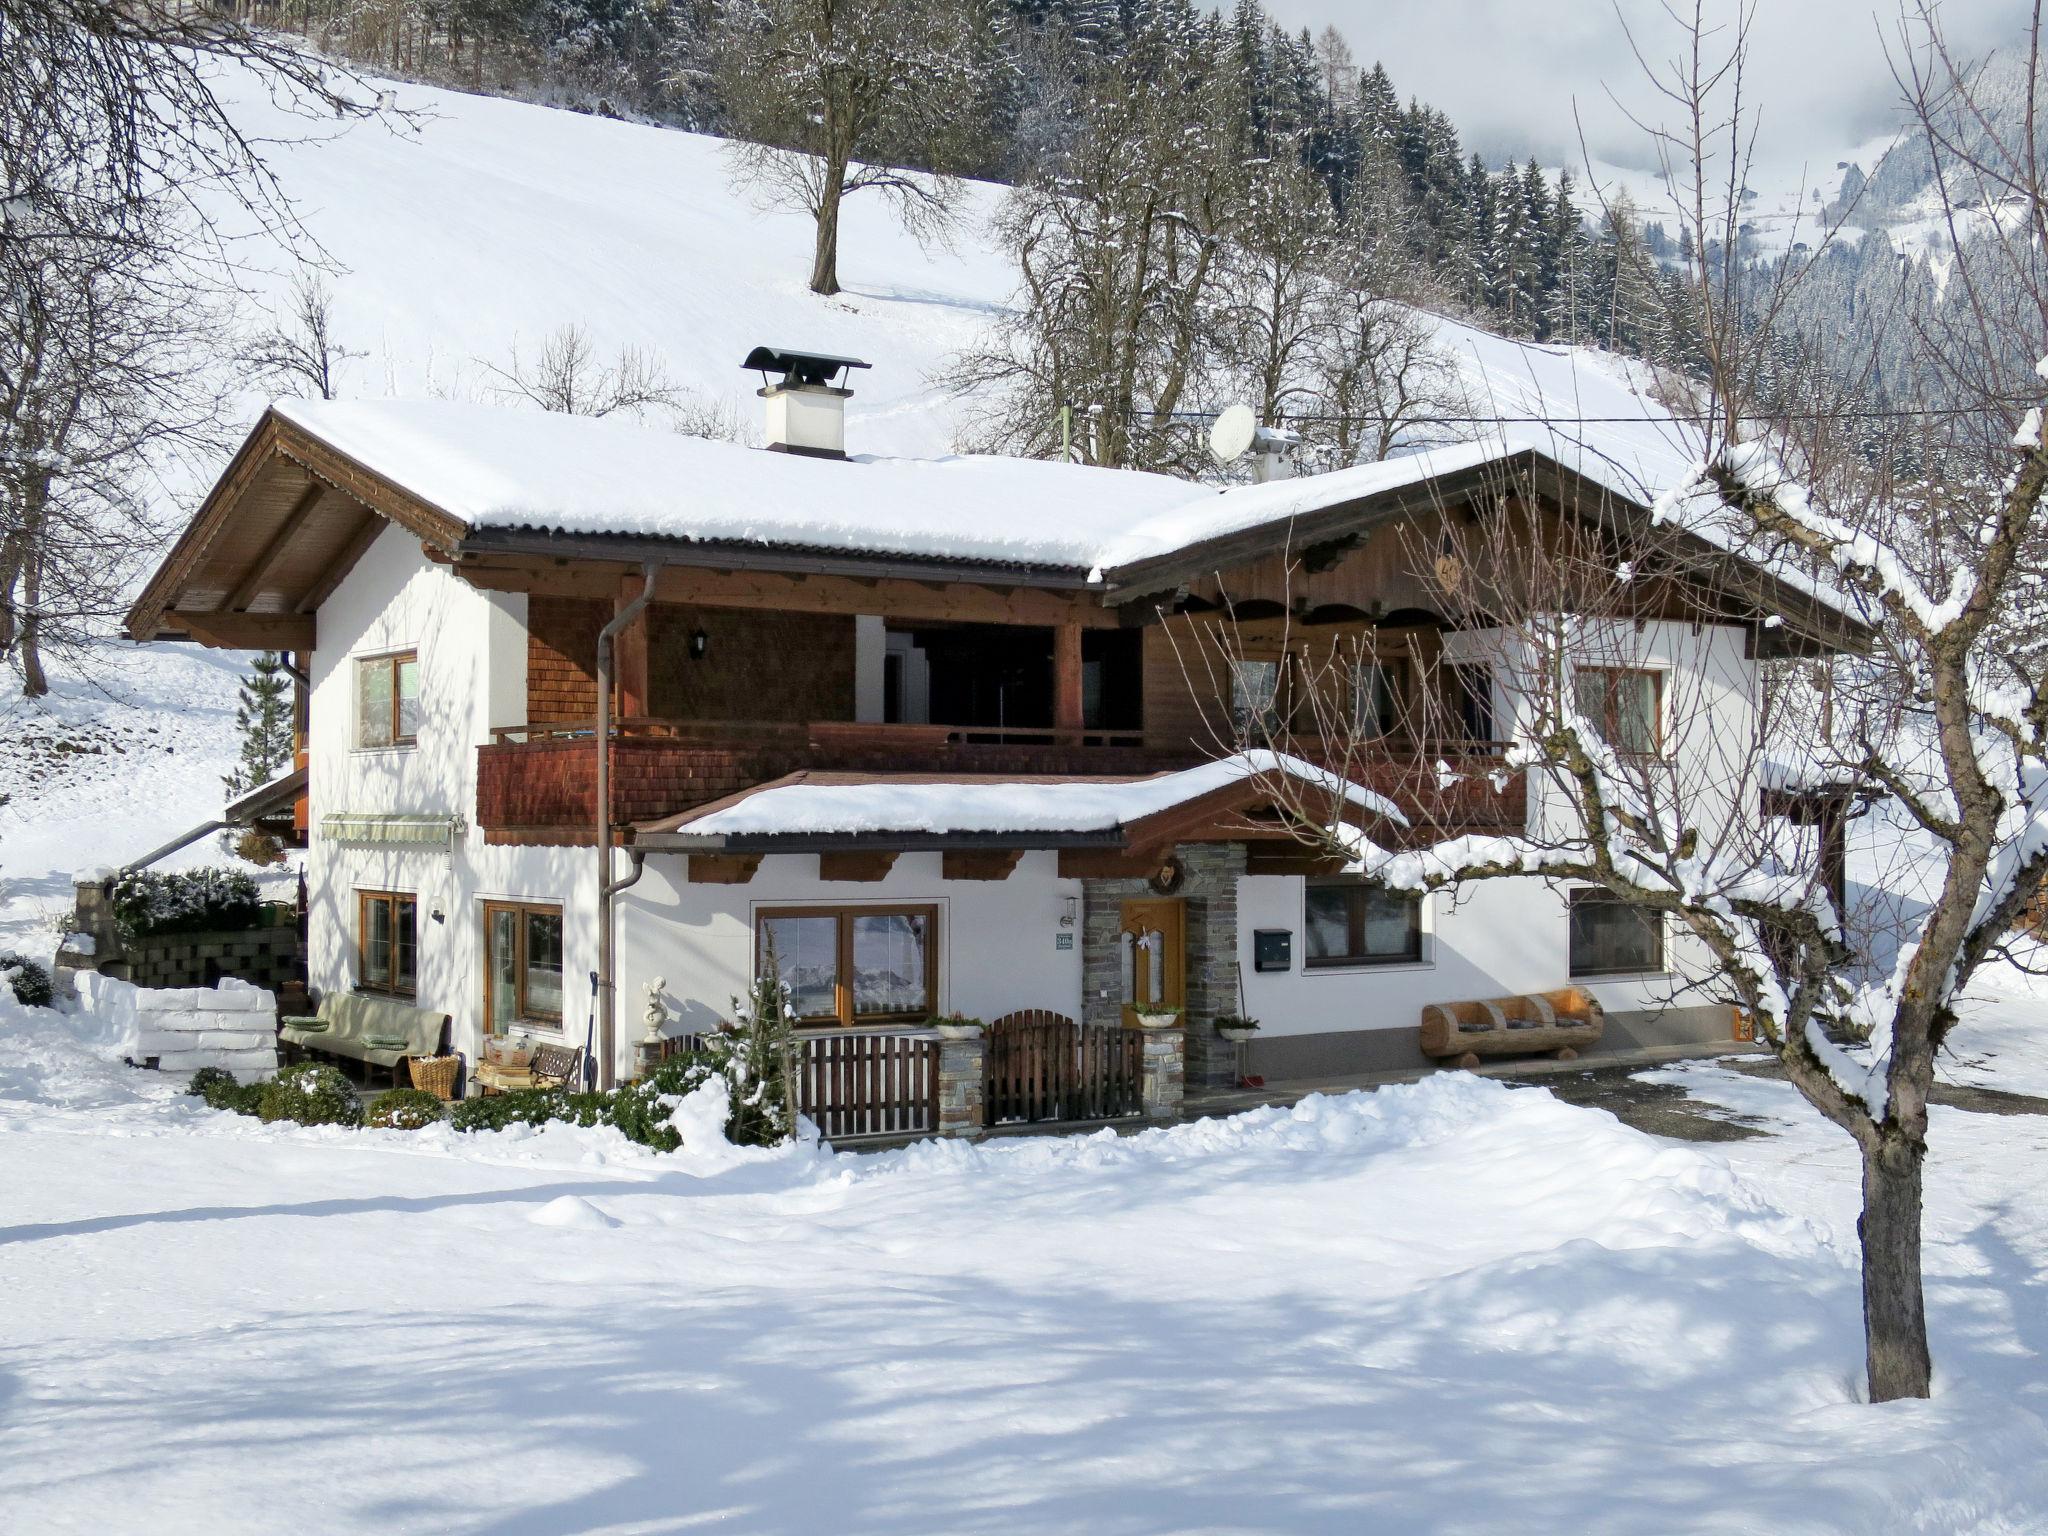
[615,573,651,720]
[1053,621,1083,741]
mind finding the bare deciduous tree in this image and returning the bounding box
[713,0,993,296]
[241,271,365,402]
[1193,3,2048,1404]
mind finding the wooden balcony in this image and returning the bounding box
[477,719,1170,844]
[475,718,1526,847]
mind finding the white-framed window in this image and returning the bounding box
[1572,666,1662,755]
[355,649,421,750]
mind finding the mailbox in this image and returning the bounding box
[1253,928,1292,973]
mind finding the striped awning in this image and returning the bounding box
[319,812,465,848]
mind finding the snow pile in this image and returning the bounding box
[77,973,278,1079]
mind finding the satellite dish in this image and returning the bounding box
[1208,403,1257,464]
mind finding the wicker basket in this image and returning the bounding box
[408,1054,461,1101]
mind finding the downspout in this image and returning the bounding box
[595,561,658,1090]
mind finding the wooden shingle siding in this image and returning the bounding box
[525,597,856,726]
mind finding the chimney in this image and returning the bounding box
[1251,424,1303,484]
[741,346,871,459]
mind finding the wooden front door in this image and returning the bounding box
[1118,898,1186,1027]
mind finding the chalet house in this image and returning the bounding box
[126,349,1867,1126]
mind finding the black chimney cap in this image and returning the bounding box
[740,346,872,389]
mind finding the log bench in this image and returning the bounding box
[1419,986,1605,1068]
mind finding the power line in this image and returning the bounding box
[1134,404,2002,426]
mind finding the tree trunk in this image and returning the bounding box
[810,167,845,297]
[19,541,48,697]
[1859,1129,1932,1401]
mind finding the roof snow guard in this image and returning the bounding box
[741,346,871,390]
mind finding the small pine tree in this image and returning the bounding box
[225,650,295,797]
[714,939,801,1146]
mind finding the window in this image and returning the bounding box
[1352,660,1406,739]
[1231,659,1284,737]
[757,905,936,1025]
[1569,890,1666,976]
[357,890,417,997]
[1573,667,1661,755]
[1303,881,1423,968]
[355,650,421,749]
[1450,663,1495,744]
[483,901,564,1031]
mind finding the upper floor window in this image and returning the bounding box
[357,890,417,997]
[1573,666,1661,755]
[1352,660,1406,739]
[1304,880,1424,968]
[355,650,420,749]
[1231,659,1284,738]
[1449,663,1495,744]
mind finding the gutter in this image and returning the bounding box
[629,828,1130,854]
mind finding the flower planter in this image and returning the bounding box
[1134,1011,1182,1030]
[1216,1026,1258,1043]
[931,1023,983,1041]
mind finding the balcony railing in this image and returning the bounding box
[475,718,1525,846]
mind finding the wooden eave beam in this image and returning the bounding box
[224,479,326,613]
[941,848,1024,881]
[447,557,1121,628]
[297,510,389,615]
[166,611,316,650]
[688,853,762,885]
[819,850,898,882]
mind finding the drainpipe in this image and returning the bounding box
[595,561,658,1090]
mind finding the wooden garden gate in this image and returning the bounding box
[984,1010,1144,1125]
[654,1030,940,1141]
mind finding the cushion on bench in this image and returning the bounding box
[287,992,448,1066]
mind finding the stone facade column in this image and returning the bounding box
[935,1030,986,1137]
[1180,844,1247,1092]
[1136,1018,1185,1120]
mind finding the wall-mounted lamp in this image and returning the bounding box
[1059,896,1078,928]
[689,627,709,661]
[430,907,446,924]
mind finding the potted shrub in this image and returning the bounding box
[1134,1002,1183,1029]
[1214,1014,1260,1043]
[926,1013,984,1040]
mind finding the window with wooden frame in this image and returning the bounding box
[1351,659,1408,740]
[1568,889,1666,977]
[354,650,421,749]
[1572,666,1662,755]
[483,900,565,1032]
[1303,881,1424,968]
[357,890,417,997]
[756,905,937,1026]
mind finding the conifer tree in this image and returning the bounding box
[225,651,296,797]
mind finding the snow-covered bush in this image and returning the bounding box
[110,867,262,938]
[366,1088,446,1130]
[185,1066,265,1115]
[256,1062,363,1127]
[0,953,53,1008]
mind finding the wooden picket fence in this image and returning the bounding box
[652,1028,939,1141]
[985,1010,1144,1125]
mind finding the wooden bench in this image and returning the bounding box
[1419,987,1605,1067]
[279,993,452,1086]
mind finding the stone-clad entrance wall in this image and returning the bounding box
[1080,842,1247,1092]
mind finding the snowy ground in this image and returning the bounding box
[2,980,2045,1534]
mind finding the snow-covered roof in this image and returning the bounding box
[637,752,1404,846]
[273,397,1202,572]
